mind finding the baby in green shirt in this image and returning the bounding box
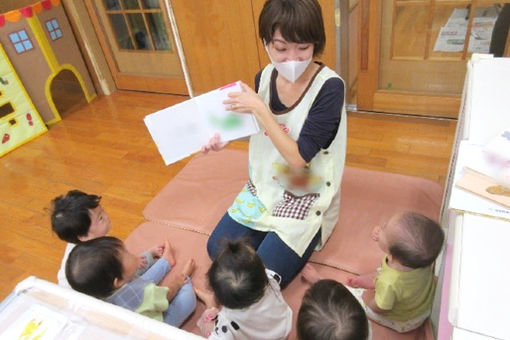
[347,212,444,332]
[303,212,444,333]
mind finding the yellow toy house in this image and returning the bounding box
[0,42,46,157]
[0,0,96,125]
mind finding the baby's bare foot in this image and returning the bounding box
[182,258,195,277]
[162,240,176,267]
[149,244,164,258]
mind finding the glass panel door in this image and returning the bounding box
[88,0,186,93]
[358,0,510,117]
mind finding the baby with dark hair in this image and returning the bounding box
[66,236,196,327]
[51,190,111,288]
[304,211,445,333]
[195,240,292,340]
[298,279,370,340]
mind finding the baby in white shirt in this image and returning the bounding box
[195,241,292,340]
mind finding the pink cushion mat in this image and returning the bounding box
[310,166,443,275]
[287,264,433,340]
[125,222,211,334]
[142,149,443,275]
[143,150,249,234]
[125,222,432,340]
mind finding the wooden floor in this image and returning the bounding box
[0,91,456,300]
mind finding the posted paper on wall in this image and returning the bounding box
[433,7,498,53]
[144,81,259,165]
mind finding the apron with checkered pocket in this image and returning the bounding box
[228,64,347,257]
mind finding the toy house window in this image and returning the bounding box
[8,30,34,54]
[46,19,63,41]
[0,102,14,119]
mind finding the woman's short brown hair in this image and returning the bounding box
[259,0,325,57]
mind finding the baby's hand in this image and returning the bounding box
[346,274,375,289]
[371,226,380,242]
[301,264,322,284]
[346,276,360,287]
[161,239,176,267]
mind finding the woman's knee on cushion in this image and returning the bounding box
[257,230,321,288]
[207,212,266,259]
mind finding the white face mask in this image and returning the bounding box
[265,44,312,83]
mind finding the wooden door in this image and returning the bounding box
[170,0,262,95]
[171,0,337,95]
[358,0,510,118]
[85,0,187,94]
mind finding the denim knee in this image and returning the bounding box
[207,234,219,259]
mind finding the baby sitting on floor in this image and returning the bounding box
[51,190,112,288]
[66,236,196,327]
[195,240,292,340]
[303,211,444,333]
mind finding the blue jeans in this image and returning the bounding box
[163,279,196,327]
[141,258,196,327]
[207,212,321,288]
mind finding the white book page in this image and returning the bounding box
[144,99,206,165]
[195,82,259,142]
[144,81,259,165]
[449,141,510,220]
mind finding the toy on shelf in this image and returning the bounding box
[0,0,96,125]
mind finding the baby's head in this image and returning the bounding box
[51,190,111,243]
[373,212,445,268]
[207,240,268,309]
[297,279,369,340]
[66,236,139,298]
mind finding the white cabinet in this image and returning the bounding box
[436,55,510,340]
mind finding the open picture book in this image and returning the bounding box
[144,81,259,165]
